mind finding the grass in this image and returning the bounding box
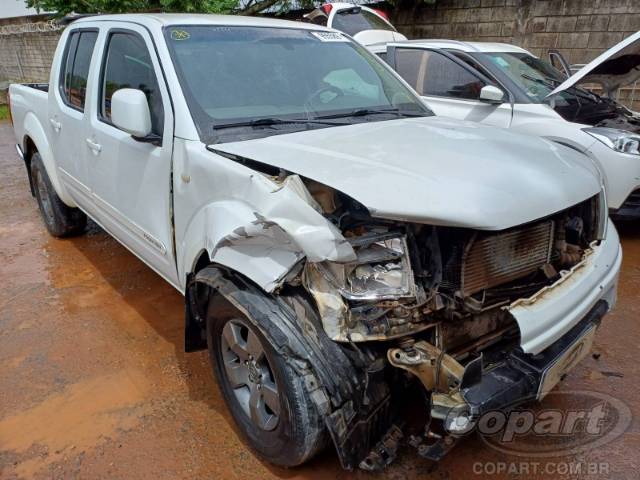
[0,105,8,121]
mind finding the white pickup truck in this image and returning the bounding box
[9,13,621,471]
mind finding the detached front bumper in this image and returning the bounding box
[460,300,606,421]
[399,221,621,460]
[457,220,622,420]
[507,219,621,355]
[401,298,610,461]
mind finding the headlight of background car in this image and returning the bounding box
[583,127,640,155]
[317,232,416,301]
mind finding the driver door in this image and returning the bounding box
[85,23,179,287]
[389,46,513,128]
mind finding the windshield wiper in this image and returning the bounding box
[213,117,346,130]
[316,108,426,120]
[521,73,559,89]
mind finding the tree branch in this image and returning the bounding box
[238,0,280,15]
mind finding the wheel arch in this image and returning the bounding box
[21,134,38,196]
[21,112,76,206]
[186,265,361,404]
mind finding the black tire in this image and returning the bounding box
[30,153,87,237]
[206,296,326,467]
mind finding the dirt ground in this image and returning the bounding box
[0,121,639,480]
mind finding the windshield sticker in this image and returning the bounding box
[170,29,191,41]
[311,31,348,42]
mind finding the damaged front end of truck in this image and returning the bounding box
[185,140,620,470]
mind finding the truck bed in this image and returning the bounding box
[9,83,50,154]
[21,83,49,93]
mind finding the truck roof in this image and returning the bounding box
[73,13,327,31]
[370,39,531,55]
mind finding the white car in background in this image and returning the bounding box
[368,33,640,219]
[303,2,406,46]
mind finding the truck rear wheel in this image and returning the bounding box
[31,153,86,237]
[206,296,326,466]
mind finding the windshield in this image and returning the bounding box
[484,52,568,102]
[332,9,395,36]
[164,26,428,143]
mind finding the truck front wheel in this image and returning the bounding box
[30,153,86,237]
[206,296,326,466]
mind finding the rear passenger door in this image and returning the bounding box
[49,27,99,204]
[390,47,513,128]
[86,24,178,286]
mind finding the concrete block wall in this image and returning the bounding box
[394,0,640,109]
[0,29,61,104]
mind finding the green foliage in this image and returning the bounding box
[26,0,246,16]
[25,0,438,24]
[0,105,8,121]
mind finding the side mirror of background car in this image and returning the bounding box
[479,85,505,104]
[111,88,152,137]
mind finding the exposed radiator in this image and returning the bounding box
[460,220,554,297]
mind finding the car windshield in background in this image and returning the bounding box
[332,10,395,36]
[164,26,428,142]
[484,52,569,102]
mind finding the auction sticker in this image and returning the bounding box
[311,31,348,42]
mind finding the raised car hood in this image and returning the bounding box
[212,116,601,230]
[548,31,640,97]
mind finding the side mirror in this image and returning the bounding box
[111,88,152,137]
[479,85,505,104]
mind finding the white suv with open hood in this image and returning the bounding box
[369,32,640,219]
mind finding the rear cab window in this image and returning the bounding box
[59,29,99,111]
[332,9,395,36]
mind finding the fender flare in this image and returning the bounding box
[178,176,355,293]
[22,111,76,206]
[179,199,306,293]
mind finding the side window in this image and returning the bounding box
[451,51,494,80]
[100,32,164,135]
[59,30,98,110]
[395,48,485,100]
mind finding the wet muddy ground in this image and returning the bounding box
[0,121,639,479]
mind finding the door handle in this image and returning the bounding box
[49,118,61,132]
[85,138,102,154]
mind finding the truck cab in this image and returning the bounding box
[9,14,621,471]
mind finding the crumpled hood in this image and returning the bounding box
[548,31,640,97]
[212,116,601,230]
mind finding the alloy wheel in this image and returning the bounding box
[220,319,280,431]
